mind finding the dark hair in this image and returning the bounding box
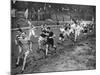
[17,28,23,32]
[24,32,27,34]
[47,27,50,30]
[72,19,77,24]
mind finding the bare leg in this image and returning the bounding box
[75,31,77,42]
[31,29,37,38]
[22,51,29,71]
[75,35,77,42]
[29,42,32,51]
[16,56,20,65]
[46,44,49,56]
[28,31,32,40]
[16,46,22,65]
[38,37,44,49]
[38,39,41,49]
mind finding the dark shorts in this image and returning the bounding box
[46,38,54,47]
[17,41,23,47]
[83,29,88,33]
[59,33,64,38]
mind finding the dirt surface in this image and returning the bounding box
[11,28,96,75]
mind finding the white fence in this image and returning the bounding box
[11,21,93,31]
[11,25,63,31]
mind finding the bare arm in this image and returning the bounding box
[29,41,32,51]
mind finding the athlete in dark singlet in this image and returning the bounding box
[46,27,56,48]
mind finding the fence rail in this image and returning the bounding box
[11,25,63,31]
[11,20,93,31]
